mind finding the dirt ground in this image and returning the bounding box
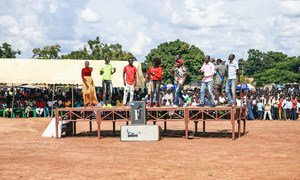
[0,118,299,180]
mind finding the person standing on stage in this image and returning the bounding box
[172,57,186,107]
[145,58,163,107]
[225,54,240,106]
[214,58,225,105]
[82,61,98,107]
[100,57,116,108]
[198,55,216,107]
[122,58,137,107]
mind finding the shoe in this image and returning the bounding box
[107,104,112,108]
[210,104,216,107]
[173,105,178,108]
[102,104,107,108]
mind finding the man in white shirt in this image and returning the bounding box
[225,54,240,106]
[283,97,292,120]
[198,55,215,107]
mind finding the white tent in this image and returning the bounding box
[0,59,144,87]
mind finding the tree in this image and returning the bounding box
[144,39,205,84]
[244,49,289,77]
[0,42,21,58]
[61,37,135,60]
[61,47,90,60]
[32,44,61,59]
[253,55,300,86]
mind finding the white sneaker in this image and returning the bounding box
[173,105,178,108]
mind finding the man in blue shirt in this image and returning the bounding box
[257,101,264,120]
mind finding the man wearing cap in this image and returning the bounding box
[171,57,186,107]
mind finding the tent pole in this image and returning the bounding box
[51,84,55,118]
[11,83,15,118]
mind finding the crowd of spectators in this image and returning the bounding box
[0,84,299,120]
[246,85,300,121]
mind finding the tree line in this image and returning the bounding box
[1,37,299,86]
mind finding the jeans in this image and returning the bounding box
[123,83,134,105]
[150,80,161,106]
[174,84,184,106]
[103,80,112,105]
[257,111,263,120]
[247,105,254,120]
[291,108,297,120]
[200,80,215,106]
[225,79,236,105]
[44,107,50,117]
[272,107,279,120]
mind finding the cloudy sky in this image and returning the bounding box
[0,0,299,61]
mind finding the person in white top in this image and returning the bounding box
[271,96,279,120]
[263,103,272,120]
[284,97,292,120]
[225,54,240,106]
[198,55,215,107]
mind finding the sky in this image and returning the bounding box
[0,0,300,61]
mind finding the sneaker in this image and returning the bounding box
[183,103,188,107]
[173,105,178,108]
[210,104,216,107]
[102,104,107,108]
[107,104,112,108]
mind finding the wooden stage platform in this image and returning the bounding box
[55,106,247,140]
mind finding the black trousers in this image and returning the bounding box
[273,107,279,120]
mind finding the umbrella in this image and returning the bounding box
[236,84,255,91]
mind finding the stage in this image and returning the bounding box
[55,105,247,140]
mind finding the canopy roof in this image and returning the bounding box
[0,59,144,87]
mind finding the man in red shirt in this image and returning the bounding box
[122,59,137,106]
[36,98,46,117]
[145,58,163,107]
[291,95,298,120]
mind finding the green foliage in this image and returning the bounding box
[60,47,90,60]
[0,42,21,58]
[144,39,205,84]
[32,44,61,59]
[254,69,300,87]
[244,49,290,77]
[244,49,300,86]
[61,37,135,60]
